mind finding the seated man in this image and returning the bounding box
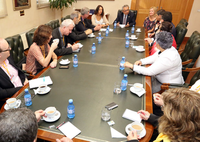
[49,19,79,56]
[0,108,72,142]
[0,38,28,102]
[75,7,101,32]
[114,5,136,27]
[67,11,92,44]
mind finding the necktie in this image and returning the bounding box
[123,15,126,24]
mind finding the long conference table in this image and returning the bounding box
[1,26,153,142]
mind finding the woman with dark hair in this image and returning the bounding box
[26,25,58,75]
[124,31,184,93]
[91,5,109,27]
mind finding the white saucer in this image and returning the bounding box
[130,87,146,97]
[88,34,95,38]
[136,30,141,33]
[136,48,145,52]
[100,28,106,32]
[129,37,138,40]
[4,99,21,110]
[37,86,51,95]
[125,123,146,138]
[43,110,61,122]
[59,59,70,65]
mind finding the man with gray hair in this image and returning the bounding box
[114,5,136,27]
[75,7,101,32]
[67,11,92,44]
[49,19,79,56]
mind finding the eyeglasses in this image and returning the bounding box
[123,9,129,12]
[0,47,11,53]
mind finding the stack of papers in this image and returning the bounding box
[29,76,53,89]
[122,109,141,122]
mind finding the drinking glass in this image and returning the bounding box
[101,107,111,121]
[113,82,122,94]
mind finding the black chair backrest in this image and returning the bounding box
[25,28,36,48]
[5,34,25,68]
[178,19,188,27]
[61,15,71,23]
[45,19,60,29]
[117,10,137,20]
[190,70,200,86]
[175,23,188,49]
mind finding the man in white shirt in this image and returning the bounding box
[124,31,184,93]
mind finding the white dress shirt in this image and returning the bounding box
[133,47,184,84]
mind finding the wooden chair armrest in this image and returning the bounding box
[182,66,200,72]
[182,59,193,65]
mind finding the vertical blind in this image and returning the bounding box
[0,0,7,18]
[37,0,50,8]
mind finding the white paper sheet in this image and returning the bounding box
[58,122,81,139]
[122,109,141,122]
[110,127,126,138]
[29,76,53,89]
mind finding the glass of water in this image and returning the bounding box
[101,107,111,121]
[113,82,122,94]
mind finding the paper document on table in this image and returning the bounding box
[58,122,81,139]
[110,127,126,138]
[122,109,141,122]
[29,76,53,89]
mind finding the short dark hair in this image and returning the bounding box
[0,108,38,142]
[156,31,173,49]
[33,25,52,46]
[94,5,104,17]
[157,9,165,16]
[162,11,172,22]
[160,21,172,33]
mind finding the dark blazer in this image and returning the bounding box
[75,18,95,32]
[49,27,73,56]
[0,56,26,99]
[67,27,87,44]
[147,113,160,127]
[114,11,136,27]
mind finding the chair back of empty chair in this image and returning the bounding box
[175,23,188,49]
[25,28,36,48]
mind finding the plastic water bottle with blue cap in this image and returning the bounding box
[131,25,135,34]
[125,30,129,39]
[91,43,96,54]
[120,56,125,70]
[125,39,130,48]
[105,28,109,37]
[114,21,117,29]
[121,74,128,91]
[98,33,102,44]
[73,54,78,67]
[24,88,32,106]
[67,99,75,119]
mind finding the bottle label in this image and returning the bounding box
[67,108,75,114]
[73,60,78,64]
[120,63,124,67]
[121,82,127,87]
[25,97,31,103]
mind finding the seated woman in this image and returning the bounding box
[143,7,157,32]
[26,25,58,75]
[127,88,200,142]
[145,21,177,56]
[91,5,109,27]
[124,31,184,93]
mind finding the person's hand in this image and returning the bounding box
[94,25,101,31]
[149,33,155,38]
[67,43,72,48]
[144,38,153,44]
[84,29,92,35]
[124,62,133,69]
[56,137,73,142]
[72,44,79,51]
[153,93,163,107]
[127,130,138,141]
[117,22,120,26]
[35,110,45,122]
[125,22,130,27]
[134,60,142,66]
[24,78,29,85]
[138,110,150,120]
[50,60,57,68]
[51,42,58,51]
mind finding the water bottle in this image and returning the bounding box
[131,25,135,34]
[73,54,78,67]
[125,30,129,39]
[107,25,110,31]
[105,28,109,37]
[91,43,96,54]
[98,33,102,44]
[24,88,32,106]
[114,21,117,29]
[125,39,130,48]
[121,74,128,91]
[67,99,75,119]
[119,56,125,70]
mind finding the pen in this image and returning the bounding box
[56,122,65,129]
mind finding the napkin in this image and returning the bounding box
[110,127,126,138]
[122,109,141,122]
[76,43,83,48]
[119,24,125,28]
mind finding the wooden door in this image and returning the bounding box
[131,0,194,27]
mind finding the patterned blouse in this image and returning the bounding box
[143,17,157,31]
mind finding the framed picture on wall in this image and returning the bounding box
[13,0,31,11]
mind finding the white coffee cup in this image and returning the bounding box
[45,107,57,119]
[38,83,47,92]
[133,83,143,92]
[6,98,17,108]
[130,122,144,135]
[137,28,141,31]
[53,38,59,44]
[131,35,136,38]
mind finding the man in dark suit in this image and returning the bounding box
[114,5,136,27]
[75,7,101,32]
[0,38,28,107]
[67,11,92,44]
[49,19,79,56]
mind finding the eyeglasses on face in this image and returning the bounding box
[0,47,11,53]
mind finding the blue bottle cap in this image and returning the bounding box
[74,54,77,57]
[69,99,73,103]
[124,74,128,77]
[122,56,125,59]
[25,88,28,92]
[93,43,95,45]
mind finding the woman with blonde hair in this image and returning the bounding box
[143,7,157,32]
